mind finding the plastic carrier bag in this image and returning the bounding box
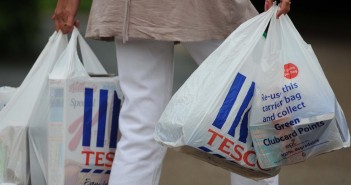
[0,31,67,185]
[0,87,16,112]
[154,6,282,179]
[155,4,350,177]
[47,27,122,185]
[249,11,350,168]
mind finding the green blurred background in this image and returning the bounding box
[0,0,92,58]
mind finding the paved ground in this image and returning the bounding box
[1,10,350,185]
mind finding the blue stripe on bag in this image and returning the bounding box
[83,88,93,147]
[212,73,246,129]
[198,146,225,158]
[109,91,120,149]
[213,154,226,159]
[97,89,108,148]
[81,169,91,173]
[93,169,104,174]
[228,82,255,138]
[198,146,212,152]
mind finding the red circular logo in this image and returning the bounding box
[284,63,298,79]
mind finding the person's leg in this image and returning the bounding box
[109,39,174,185]
[183,40,279,185]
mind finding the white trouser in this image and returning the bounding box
[109,39,278,185]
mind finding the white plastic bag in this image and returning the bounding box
[0,31,67,185]
[249,13,350,168]
[154,6,281,179]
[155,4,350,177]
[0,87,16,112]
[47,27,122,185]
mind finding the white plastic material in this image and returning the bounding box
[49,28,107,80]
[0,87,16,111]
[0,31,67,185]
[154,5,281,179]
[154,4,349,178]
[249,14,350,168]
[47,27,122,185]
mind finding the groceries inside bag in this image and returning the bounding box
[154,4,350,178]
[248,13,350,168]
[154,6,282,179]
[47,27,122,185]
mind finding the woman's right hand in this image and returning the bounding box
[265,0,291,19]
[52,0,81,34]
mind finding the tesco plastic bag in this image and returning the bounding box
[249,13,350,168]
[154,6,282,179]
[0,31,67,185]
[155,3,350,177]
[47,27,122,185]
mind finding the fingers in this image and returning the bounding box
[264,0,274,12]
[52,14,60,32]
[52,5,79,34]
[276,0,291,18]
[74,20,80,28]
[264,0,291,18]
[61,16,75,34]
[52,13,78,34]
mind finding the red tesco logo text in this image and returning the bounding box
[207,129,267,170]
[81,151,114,167]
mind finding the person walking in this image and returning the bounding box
[52,0,291,185]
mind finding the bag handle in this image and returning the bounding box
[224,4,278,69]
[50,28,108,79]
[270,14,350,148]
[1,31,67,124]
[49,29,88,79]
[272,15,333,86]
[74,27,107,74]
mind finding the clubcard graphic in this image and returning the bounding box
[250,62,346,168]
